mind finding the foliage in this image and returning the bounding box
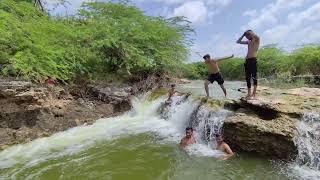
[0,0,192,82]
[183,45,320,80]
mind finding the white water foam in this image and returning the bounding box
[185,144,225,158]
[0,96,173,169]
[289,112,320,180]
[0,94,232,172]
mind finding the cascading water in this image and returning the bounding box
[289,112,320,179]
[159,95,233,156]
[0,80,309,180]
[190,105,232,148]
[0,94,231,179]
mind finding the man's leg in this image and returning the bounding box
[204,80,210,97]
[252,62,258,99]
[219,84,227,97]
[245,67,252,99]
[216,73,226,97]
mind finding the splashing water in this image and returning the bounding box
[0,94,231,178]
[289,112,320,180]
[0,81,299,180]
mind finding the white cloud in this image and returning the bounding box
[190,33,245,61]
[206,0,232,7]
[136,0,233,23]
[171,1,208,24]
[244,0,306,30]
[262,2,320,47]
[243,9,257,17]
[136,0,232,6]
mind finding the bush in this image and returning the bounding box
[183,45,320,80]
[0,0,192,82]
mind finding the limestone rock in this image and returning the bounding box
[223,112,298,159]
[237,87,320,117]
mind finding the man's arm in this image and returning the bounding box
[222,143,234,160]
[168,90,173,100]
[214,54,234,62]
[180,138,186,148]
[176,90,186,96]
[236,34,249,45]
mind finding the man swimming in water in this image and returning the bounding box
[203,54,234,97]
[237,30,260,99]
[180,127,196,149]
[215,134,234,160]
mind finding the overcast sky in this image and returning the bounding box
[48,0,320,61]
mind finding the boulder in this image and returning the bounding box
[223,111,298,159]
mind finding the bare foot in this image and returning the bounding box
[245,94,252,100]
[251,94,257,100]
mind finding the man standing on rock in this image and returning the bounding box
[203,54,234,97]
[237,30,260,99]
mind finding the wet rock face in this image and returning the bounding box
[187,87,320,160]
[223,111,298,160]
[0,80,133,150]
[0,73,170,150]
[221,87,320,160]
[88,85,132,112]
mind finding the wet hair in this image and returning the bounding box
[171,84,176,88]
[215,134,222,138]
[244,30,253,36]
[186,127,193,131]
[203,54,210,60]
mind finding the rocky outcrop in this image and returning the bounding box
[223,110,297,159]
[221,87,320,159]
[0,79,133,150]
[0,72,172,150]
[189,87,320,160]
[236,86,320,117]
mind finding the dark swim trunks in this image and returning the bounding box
[208,72,224,85]
[244,57,258,88]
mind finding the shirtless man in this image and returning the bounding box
[180,127,196,149]
[167,84,182,101]
[203,54,234,97]
[215,134,234,160]
[236,30,260,99]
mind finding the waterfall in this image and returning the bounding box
[290,112,320,179]
[295,113,320,169]
[160,96,233,149]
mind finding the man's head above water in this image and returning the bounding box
[185,127,193,138]
[215,134,224,143]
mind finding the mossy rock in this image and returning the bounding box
[149,88,167,100]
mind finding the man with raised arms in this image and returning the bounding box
[203,54,234,97]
